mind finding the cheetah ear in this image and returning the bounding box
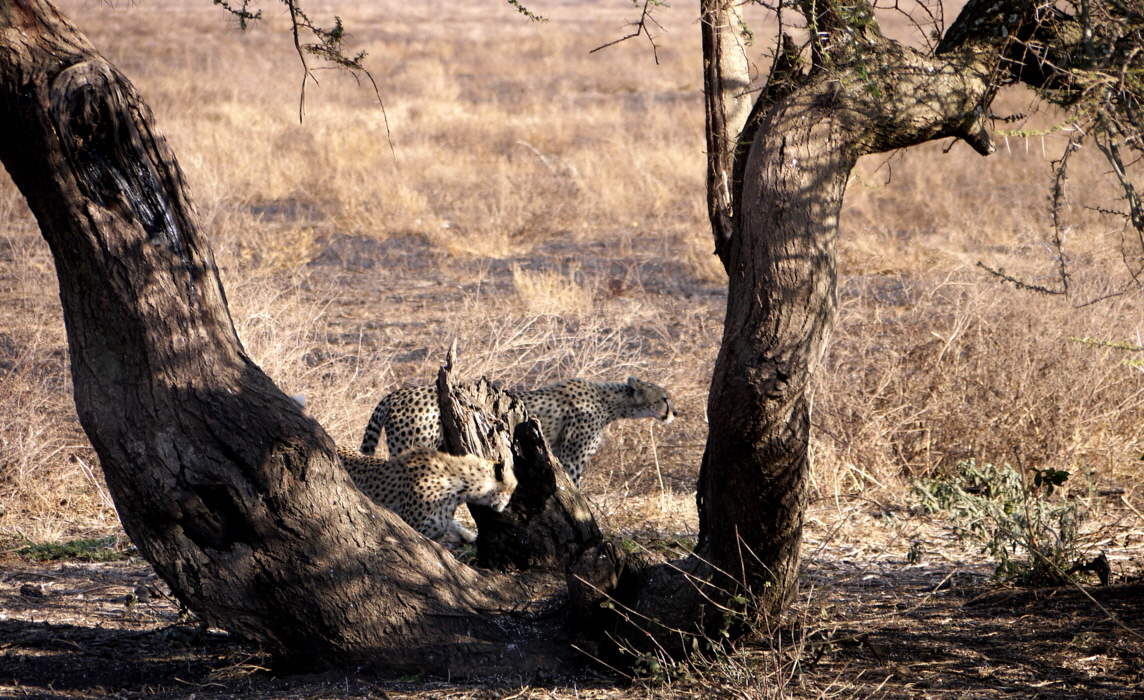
[627,376,639,389]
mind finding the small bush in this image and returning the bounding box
[912,459,1088,585]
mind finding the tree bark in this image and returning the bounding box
[475,418,603,571]
[701,0,754,260]
[695,0,1038,617]
[431,350,602,572]
[0,0,582,676]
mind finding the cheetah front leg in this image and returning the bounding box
[555,420,606,486]
[446,519,477,544]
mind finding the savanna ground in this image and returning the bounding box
[2,0,1144,697]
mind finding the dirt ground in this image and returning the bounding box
[3,500,1143,700]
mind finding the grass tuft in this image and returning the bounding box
[14,535,131,562]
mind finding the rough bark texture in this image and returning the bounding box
[435,342,520,466]
[474,419,602,571]
[701,42,1007,612]
[0,0,581,676]
[431,351,602,572]
[692,0,1043,617]
[586,1,1050,657]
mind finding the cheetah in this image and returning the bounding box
[337,446,516,543]
[359,377,675,485]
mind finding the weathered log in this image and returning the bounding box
[473,419,602,571]
[432,346,602,571]
[435,340,519,467]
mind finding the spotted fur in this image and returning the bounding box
[359,377,675,485]
[338,446,516,543]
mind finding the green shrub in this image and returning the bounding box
[912,459,1086,585]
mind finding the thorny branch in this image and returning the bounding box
[872,0,945,52]
[1046,126,1085,297]
[1093,118,1144,235]
[964,0,1144,299]
[507,0,548,23]
[213,0,393,148]
[976,262,1067,296]
[589,0,666,64]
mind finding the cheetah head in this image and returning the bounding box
[490,458,518,512]
[627,376,676,424]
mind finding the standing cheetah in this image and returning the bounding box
[337,446,516,543]
[359,377,675,485]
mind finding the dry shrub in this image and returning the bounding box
[0,232,115,542]
[511,264,596,316]
[824,85,1144,501]
[814,270,1144,496]
[0,338,116,543]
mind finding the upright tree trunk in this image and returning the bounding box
[693,0,1034,617]
[701,81,854,611]
[596,1,1039,647]
[431,351,603,571]
[701,0,754,258]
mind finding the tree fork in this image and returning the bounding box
[595,0,1067,657]
[699,0,1042,620]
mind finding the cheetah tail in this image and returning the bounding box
[359,397,390,456]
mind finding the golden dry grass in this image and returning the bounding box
[0,0,1142,561]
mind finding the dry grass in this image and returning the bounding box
[0,0,1142,614]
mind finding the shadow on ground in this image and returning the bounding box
[3,550,1143,698]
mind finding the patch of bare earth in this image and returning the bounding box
[4,499,1144,698]
[792,501,1144,699]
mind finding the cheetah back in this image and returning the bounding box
[359,386,446,457]
[511,376,674,485]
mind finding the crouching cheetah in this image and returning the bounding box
[359,377,675,485]
[337,446,516,543]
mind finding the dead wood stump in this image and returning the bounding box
[433,344,603,572]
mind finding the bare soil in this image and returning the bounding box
[4,499,1143,699]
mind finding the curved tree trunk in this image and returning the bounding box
[690,0,1043,616]
[696,37,1011,616]
[588,0,1045,659]
[0,0,580,675]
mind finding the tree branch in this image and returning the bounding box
[701,0,755,266]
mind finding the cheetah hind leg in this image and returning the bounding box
[447,520,478,544]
